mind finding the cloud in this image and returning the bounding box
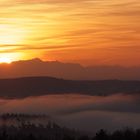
[59,94,140,115]
[1,94,140,131]
[0,44,86,54]
[1,93,140,116]
[0,0,140,66]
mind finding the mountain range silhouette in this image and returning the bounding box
[0,58,140,80]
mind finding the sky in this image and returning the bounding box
[0,0,140,66]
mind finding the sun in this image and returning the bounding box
[0,54,15,64]
[0,57,13,64]
[0,53,23,64]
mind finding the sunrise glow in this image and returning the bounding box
[0,0,140,137]
[0,0,139,66]
[0,25,27,45]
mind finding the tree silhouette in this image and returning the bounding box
[78,135,90,140]
[94,129,109,140]
[0,114,140,140]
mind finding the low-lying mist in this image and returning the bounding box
[0,93,140,132]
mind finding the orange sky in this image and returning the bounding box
[0,0,140,66]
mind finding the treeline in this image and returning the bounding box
[0,113,49,121]
[0,125,140,140]
[0,121,79,140]
[93,128,140,140]
[0,114,140,140]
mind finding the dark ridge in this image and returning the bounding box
[0,77,140,99]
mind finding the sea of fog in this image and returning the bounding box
[0,93,140,132]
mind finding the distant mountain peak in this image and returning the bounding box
[0,58,140,80]
[31,58,43,62]
[12,58,43,64]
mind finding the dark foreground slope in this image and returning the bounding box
[0,77,140,99]
[0,114,140,140]
[0,114,80,140]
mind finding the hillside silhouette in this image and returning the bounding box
[0,114,140,140]
[0,77,140,99]
[0,113,80,140]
